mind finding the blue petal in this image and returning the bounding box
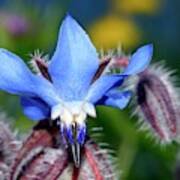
[123,44,153,75]
[48,15,99,101]
[86,75,126,103]
[0,48,60,106]
[21,97,50,120]
[0,48,36,96]
[102,90,132,109]
[86,44,153,104]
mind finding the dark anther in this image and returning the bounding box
[35,59,52,81]
[91,58,111,83]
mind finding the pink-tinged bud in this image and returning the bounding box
[18,148,68,180]
[8,121,118,180]
[9,121,59,180]
[0,114,21,179]
[132,63,180,143]
[79,140,118,180]
[110,56,129,69]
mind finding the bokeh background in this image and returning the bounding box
[0,0,180,179]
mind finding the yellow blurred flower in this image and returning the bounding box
[113,0,161,15]
[89,15,141,50]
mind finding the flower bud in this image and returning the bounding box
[8,120,118,180]
[79,139,118,180]
[0,113,21,179]
[133,63,180,143]
[9,120,59,180]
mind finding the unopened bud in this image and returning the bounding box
[133,63,180,143]
[0,113,21,179]
[79,139,118,180]
[8,120,118,179]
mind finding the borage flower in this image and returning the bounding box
[0,15,153,166]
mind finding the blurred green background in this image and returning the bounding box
[0,0,180,179]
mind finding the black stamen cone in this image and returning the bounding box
[71,142,81,167]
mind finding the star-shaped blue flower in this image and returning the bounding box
[0,15,153,160]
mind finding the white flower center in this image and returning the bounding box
[51,101,96,126]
